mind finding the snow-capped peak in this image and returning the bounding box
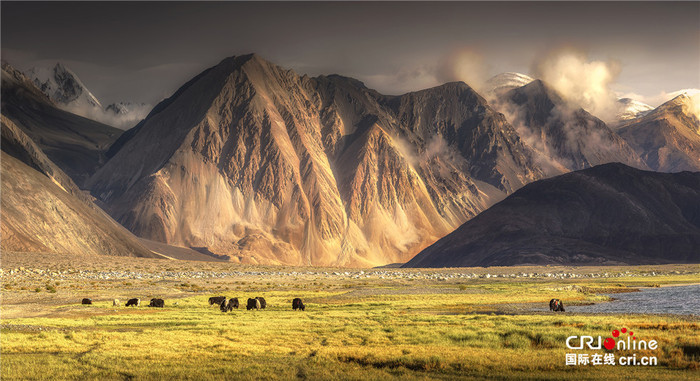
[664,92,700,123]
[484,72,535,95]
[24,63,150,129]
[27,63,103,109]
[615,98,653,121]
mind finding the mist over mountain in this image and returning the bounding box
[617,94,700,172]
[493,79,647,174]
[404,163,700,268]
[87,54,544,267]
[26,63,149,129]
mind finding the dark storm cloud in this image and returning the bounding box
[2,1,698,106]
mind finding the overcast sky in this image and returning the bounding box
[2,1,698,108]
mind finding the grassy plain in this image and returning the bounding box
[1,252,698,380]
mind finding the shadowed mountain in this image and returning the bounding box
[497,80,647,174]
[616,94,700,172]
[1,115,157,258]
[1,62,122,186]
[88,54,545,267]
[404,163,700,267]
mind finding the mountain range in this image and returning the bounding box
[86,54,543,267]
[2,55,699,267]
[26,63,149,129]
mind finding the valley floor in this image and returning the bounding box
[1,252,698,380]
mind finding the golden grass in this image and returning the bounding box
[2,277,699,380]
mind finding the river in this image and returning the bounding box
[566,284,700,315]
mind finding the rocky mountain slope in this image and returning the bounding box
[1,115,156,258]
[404,163,700,267]
[88,54,545,267]
[1,62,122,186]
[616,94,700,172]
[498,80,647,174]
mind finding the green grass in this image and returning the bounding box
[2,281,699,380]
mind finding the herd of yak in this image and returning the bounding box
[205,296,304,311]
[81,297,563,312]
[80,296,307,311]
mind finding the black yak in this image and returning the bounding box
[125,298,140,307]
[209,296,226,306]
[81,298,92,305]
[255,297,267,309]
[292,298,305,311]
[549,299,565,312]
[149,298,165,308]
[220,298,239,312]
[247,298,261,310]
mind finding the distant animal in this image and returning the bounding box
[219,298,228,312]
[209,296,226,306]
[113,299,120,307]
[149,298,165,308]
[292,298,305,311]
[256,297,267,309]
[81,298,92,305]
[247,298,260,310]
[125,298,140,307]
[227,297,239,311]
[550,299,565,312]
[220,298,239,312]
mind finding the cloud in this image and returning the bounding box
[436,48,489,91]
[492,99,570,174]
[638,88,700,107]
[61,102,151,130]
[360,64,439,95]
[532,47,620,122]
[686,93,700,120]
[364,48,491,95]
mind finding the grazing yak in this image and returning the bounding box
[209,296,226,306]
[292,298,305,311]
[255,297,267,309]
[149,298,165,308]
[219,298,228,312]
[220,298,239,312]
[81,298,92,305]
[247,298,261,310]
[125,298,140,307]
[113,299,120,307]
[549,299,565,312]
[226,298,239,311]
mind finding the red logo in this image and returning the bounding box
[604,327,637,350]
